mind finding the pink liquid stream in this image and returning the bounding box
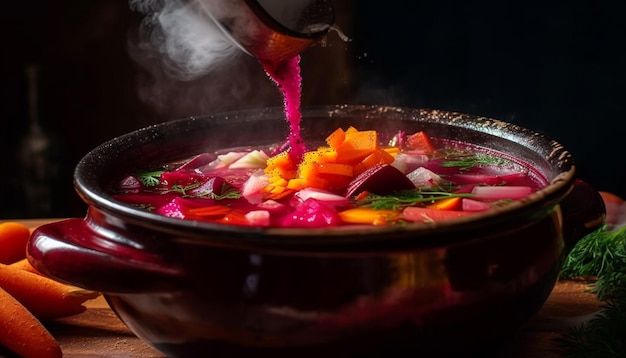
[260,56,307,164]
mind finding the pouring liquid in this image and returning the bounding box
[261,55,307,164]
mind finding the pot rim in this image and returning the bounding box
[73,104,576,250]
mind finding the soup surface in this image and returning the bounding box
[109,128,547,228]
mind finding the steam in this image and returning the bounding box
[126,0,281,119]
[129,0,239,80]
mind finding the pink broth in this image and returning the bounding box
[109,134,547,228]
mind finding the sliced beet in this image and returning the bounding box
[345,164,416,197]
[174,153,217,172]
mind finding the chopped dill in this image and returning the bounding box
[355,189,473,211]
[171,182,241,200]
[440,152,510,171]
[135,170,165,187]
[555,225,626,357]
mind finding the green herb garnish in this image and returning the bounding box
[171,182,241,200]
[560,225,626,300]
[555,225,626,356]
[136,170,165,187]
[440,152,510,171]
[355,189,472,211]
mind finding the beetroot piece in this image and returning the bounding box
[278,198,340,228]
[173,153,217,172]
[345,164,416,197]
[156,197,217,219]
[160,171,206,189]
[187,176,228,198]
[115,175,143,194]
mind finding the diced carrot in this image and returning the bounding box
[265,151,297,179]
[286,178,307,190]
[336,130,378,163]
[402,206,473,223]
[303,148,338,164]
[314,162,353,177]
[0,222,31,264]
[338,208,399,225]
[406,131,436,154]
[325,127,345,149]
[354,191,371,201]
[383,147,401,156]
[345,126,359,133]
[0,286,62,358]
[0,263,101,321]
[356,149,395,175]
[427,197,462,211]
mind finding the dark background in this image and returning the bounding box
[1,0,624,219]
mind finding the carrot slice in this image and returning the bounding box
[0,222,31,264]
[338,208,399,225]
[0,263,100,320]
[402,206,473,222]
[186,205,232,217]
[427,197,463,211]
[0,286,62,358]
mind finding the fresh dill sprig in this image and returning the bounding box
[554,291,626,357]
[556,225,626,357]
[440,152,510,171]
[171,182,241,200]
[355,190,472,211]
[560,225,626,300]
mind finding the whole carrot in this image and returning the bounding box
[0,263,100,320]
[9,258,44,276]
[0,222,31,264]
[0,286,62,358]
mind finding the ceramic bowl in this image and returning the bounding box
[28,105,605,357]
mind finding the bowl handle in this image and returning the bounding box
[27,218,184,293]
[559,179,606,251]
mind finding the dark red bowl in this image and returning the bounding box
[28,105,604,357]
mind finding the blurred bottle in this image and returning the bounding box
[15,64,61,218]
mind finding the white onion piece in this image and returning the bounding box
[294,187,350,208]
[241,169,269,204]
[391,152,429,173]
[245,210,270,226]
[406,167,443,188]
[461,198,493,212]
[217,152,247,166]
[229,150,270,169]
[257,199,288,214]
[470,186,532,200]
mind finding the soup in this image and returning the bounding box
[109,127,546,228]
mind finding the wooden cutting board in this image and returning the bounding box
[13,219,604,357]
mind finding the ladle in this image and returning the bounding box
[196,0,335,64]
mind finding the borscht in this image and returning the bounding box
[109,127,546,228]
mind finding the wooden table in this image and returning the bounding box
[10,219,604,357]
